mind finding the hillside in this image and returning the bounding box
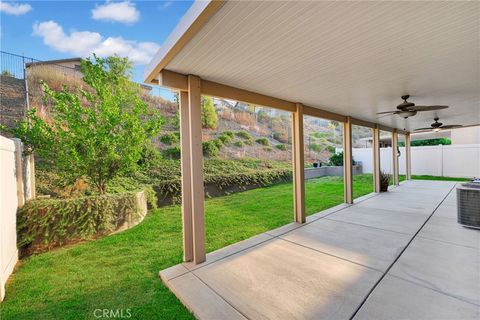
[26,65,347,164]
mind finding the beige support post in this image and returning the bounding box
[373,126,381,192]
[12,138,25,207]
[405,133,412,180]
[343,117,353,204]
[29,155,36,199]
[188,75,206,264]
[179,91,193,262]
[392,129,399,185]
[292,103,306,223]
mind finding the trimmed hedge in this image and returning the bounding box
[155,168,292,203]
[17,191,148,255]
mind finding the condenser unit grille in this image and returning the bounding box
[457,183,480,229]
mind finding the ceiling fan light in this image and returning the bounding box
[397,110,417,118]
[433,128,441,132]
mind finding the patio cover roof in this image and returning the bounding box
[145,0,480,132]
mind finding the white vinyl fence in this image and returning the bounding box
[0,136,35,301]
[352,144,480,178]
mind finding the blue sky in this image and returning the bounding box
[1,0,193,99]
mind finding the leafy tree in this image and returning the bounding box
[10,55,163,194]
[201,96,218,129]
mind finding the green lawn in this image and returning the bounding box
[0,173,462,319]
[411,175,469,182]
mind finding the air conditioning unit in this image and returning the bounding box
[457,180,480,229]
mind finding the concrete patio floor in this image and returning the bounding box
[160,180,480,320]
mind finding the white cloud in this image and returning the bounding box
[91,1,139,25]
[0,2,32,15]
[33,21,159,64]
[158,1,172,11]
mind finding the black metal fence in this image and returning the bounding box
[1,51,37,79]
[1,50,174,101]
[1,51,82,81]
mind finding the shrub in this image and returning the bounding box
[234,141,244,147]
[311,132,327,139]
[160,132,179,145]
[329,151,355,166]
[275,144,287,151]
[218,133,233,144]
[163,147,181,160]
[236,131,252,140]
[201,96,218,129]
[244,138,253,145]
[329,152,344,166]
[212,138,223,149]
[257,110,270,123]
[273,131,288,143]
[327,146,336,153]
[202,141,219,157]
[309,143,324,152]
[17,191,149,254]
[256,137,270,146]
[223,130,234,138]
[263,147,272,152]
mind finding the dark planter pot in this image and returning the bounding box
[313,163,319,168]
[380,182,389,192]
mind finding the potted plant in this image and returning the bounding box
[313,162,319,168]
[380,171,391,192]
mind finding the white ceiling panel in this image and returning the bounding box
[164,1,479,131]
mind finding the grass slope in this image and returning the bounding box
[0,174,459,319]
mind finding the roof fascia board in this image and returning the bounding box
[144,0,224,84]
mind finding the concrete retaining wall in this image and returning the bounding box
[305,165,363,179]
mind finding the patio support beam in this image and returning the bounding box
[179,91,194,262]
[187,75,206,264]
[292,103,306,223]
[373,126,381,192]
[392,129,399,186]
[405,133,412,180]
[351,117,375,129]
[343,117,353,204]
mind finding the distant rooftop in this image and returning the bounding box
[25,57,82,68]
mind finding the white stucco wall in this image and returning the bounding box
[0,136,18,301]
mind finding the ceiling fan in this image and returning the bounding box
[376,95,449,119]
[414,117,462,132]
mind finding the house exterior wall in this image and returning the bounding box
[451,127,480,144]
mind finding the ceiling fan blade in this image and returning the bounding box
[410,105,449,111]
[376,111,398,115]
[413,127,434,131]
[377,113,394,119]
[440,124,463,129]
